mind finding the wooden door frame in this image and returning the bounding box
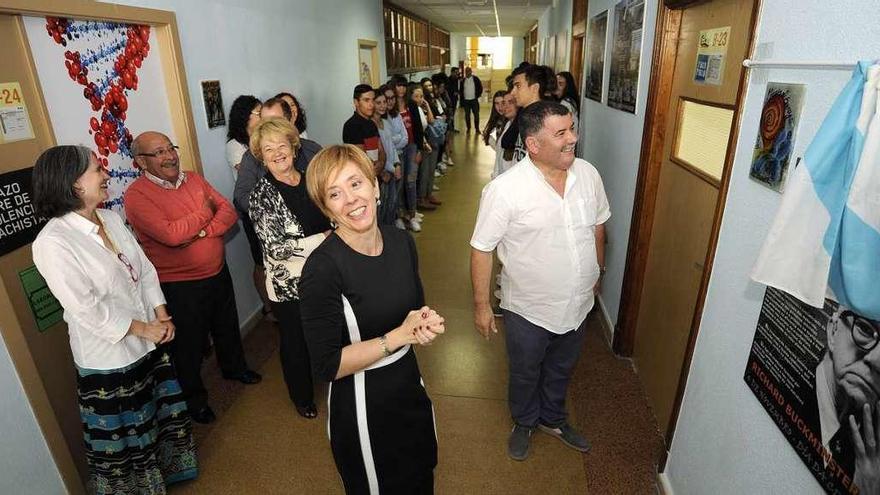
[610,0,761,467]
[0,1,201,492]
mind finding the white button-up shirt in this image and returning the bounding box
[32,210,166,370]
[471,155,610,333]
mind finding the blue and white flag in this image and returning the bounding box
[752,62,880,319]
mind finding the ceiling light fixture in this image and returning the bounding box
[492,0,501,36]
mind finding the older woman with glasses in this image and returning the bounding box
[31,145,197,494]
[300,144,446,493]
[248,118,329,419]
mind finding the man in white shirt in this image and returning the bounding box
[459,67,483,134]
[470,101,610,461]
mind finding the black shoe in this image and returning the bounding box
[295,403,318,419]
[223,369,262,384]
[190,406,216,424]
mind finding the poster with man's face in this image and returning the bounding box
[744,288,880,494]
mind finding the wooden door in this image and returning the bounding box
[0,13,86,491]
[631,0,755,438]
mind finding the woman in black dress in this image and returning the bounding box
[300,144,446,494]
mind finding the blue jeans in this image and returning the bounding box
[401,143,418,213]
[502,310,587,428]
[379,176,399,225]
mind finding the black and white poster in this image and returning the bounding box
[585,10,608,103]
[607,0,644,113]
[0,167,46,257]
[745,287,880,494]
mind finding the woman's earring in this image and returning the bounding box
[377,197,382,207]
[330,220,337,229]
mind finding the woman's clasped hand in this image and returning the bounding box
[398,306,445,346]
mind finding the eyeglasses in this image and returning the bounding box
[836,309,880,352]
[137,145,179,158]
[117,252,139,283]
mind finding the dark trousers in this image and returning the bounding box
[462,98,480,130]
[448,101,457,132]
[161,264,248,411]
[379,177,400,225]
[271,299,314,407]
[503,310,587,428]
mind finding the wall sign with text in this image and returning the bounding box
[0,167,46,257]
[19,265,62,332]
[694,26,730,86]
[0,82,35,143]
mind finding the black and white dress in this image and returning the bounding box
[300,226,437,494]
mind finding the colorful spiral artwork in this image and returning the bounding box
[44,17,152,209]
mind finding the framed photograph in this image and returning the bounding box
[607,0,645,113]
[200,80,225,129]
[358,39,379,87]
[585,10,609,103]
[749,82,806,192]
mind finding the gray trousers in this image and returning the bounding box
[503,310,587,428]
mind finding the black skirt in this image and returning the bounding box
[76,350,198,494]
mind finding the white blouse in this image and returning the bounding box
[32,210,166,370]
[226,139,248,179]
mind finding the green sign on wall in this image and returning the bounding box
[18,265,62,332]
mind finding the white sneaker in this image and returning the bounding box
[434,170,442,177]
[414,212,424,220]
[408,218,422,232]
[432,184,440,191]
[394,218,407,230]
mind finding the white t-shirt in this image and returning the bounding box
[471,155,611,333]
[492,120,516,179]
[463,77,476,100]
[226,139,248,179]
[32,210,166,369]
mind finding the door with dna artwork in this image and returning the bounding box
[23,15,178,218]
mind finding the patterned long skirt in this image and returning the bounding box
[77,350,198,495]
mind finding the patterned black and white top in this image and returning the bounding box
[249,171,330,302]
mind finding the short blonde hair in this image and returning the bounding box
[249,117,300,161]
[306,144,376,219]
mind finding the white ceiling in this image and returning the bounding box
[388,0,553,37]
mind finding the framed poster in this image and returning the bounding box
[358,39,379,87]
[745,288,880,495]
[200,80,225,129]
[585,10,609,103]
[555,31,568,72]
[749,82,806,192]
[607,0,645,113]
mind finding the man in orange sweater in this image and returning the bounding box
[125,131,261,424]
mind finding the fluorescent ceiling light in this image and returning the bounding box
[492,0,501,36]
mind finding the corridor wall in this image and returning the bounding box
[568,0,659,329]
[665,1,880,493]
[0,333,65,494]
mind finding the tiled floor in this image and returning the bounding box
[171,110,663,494]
